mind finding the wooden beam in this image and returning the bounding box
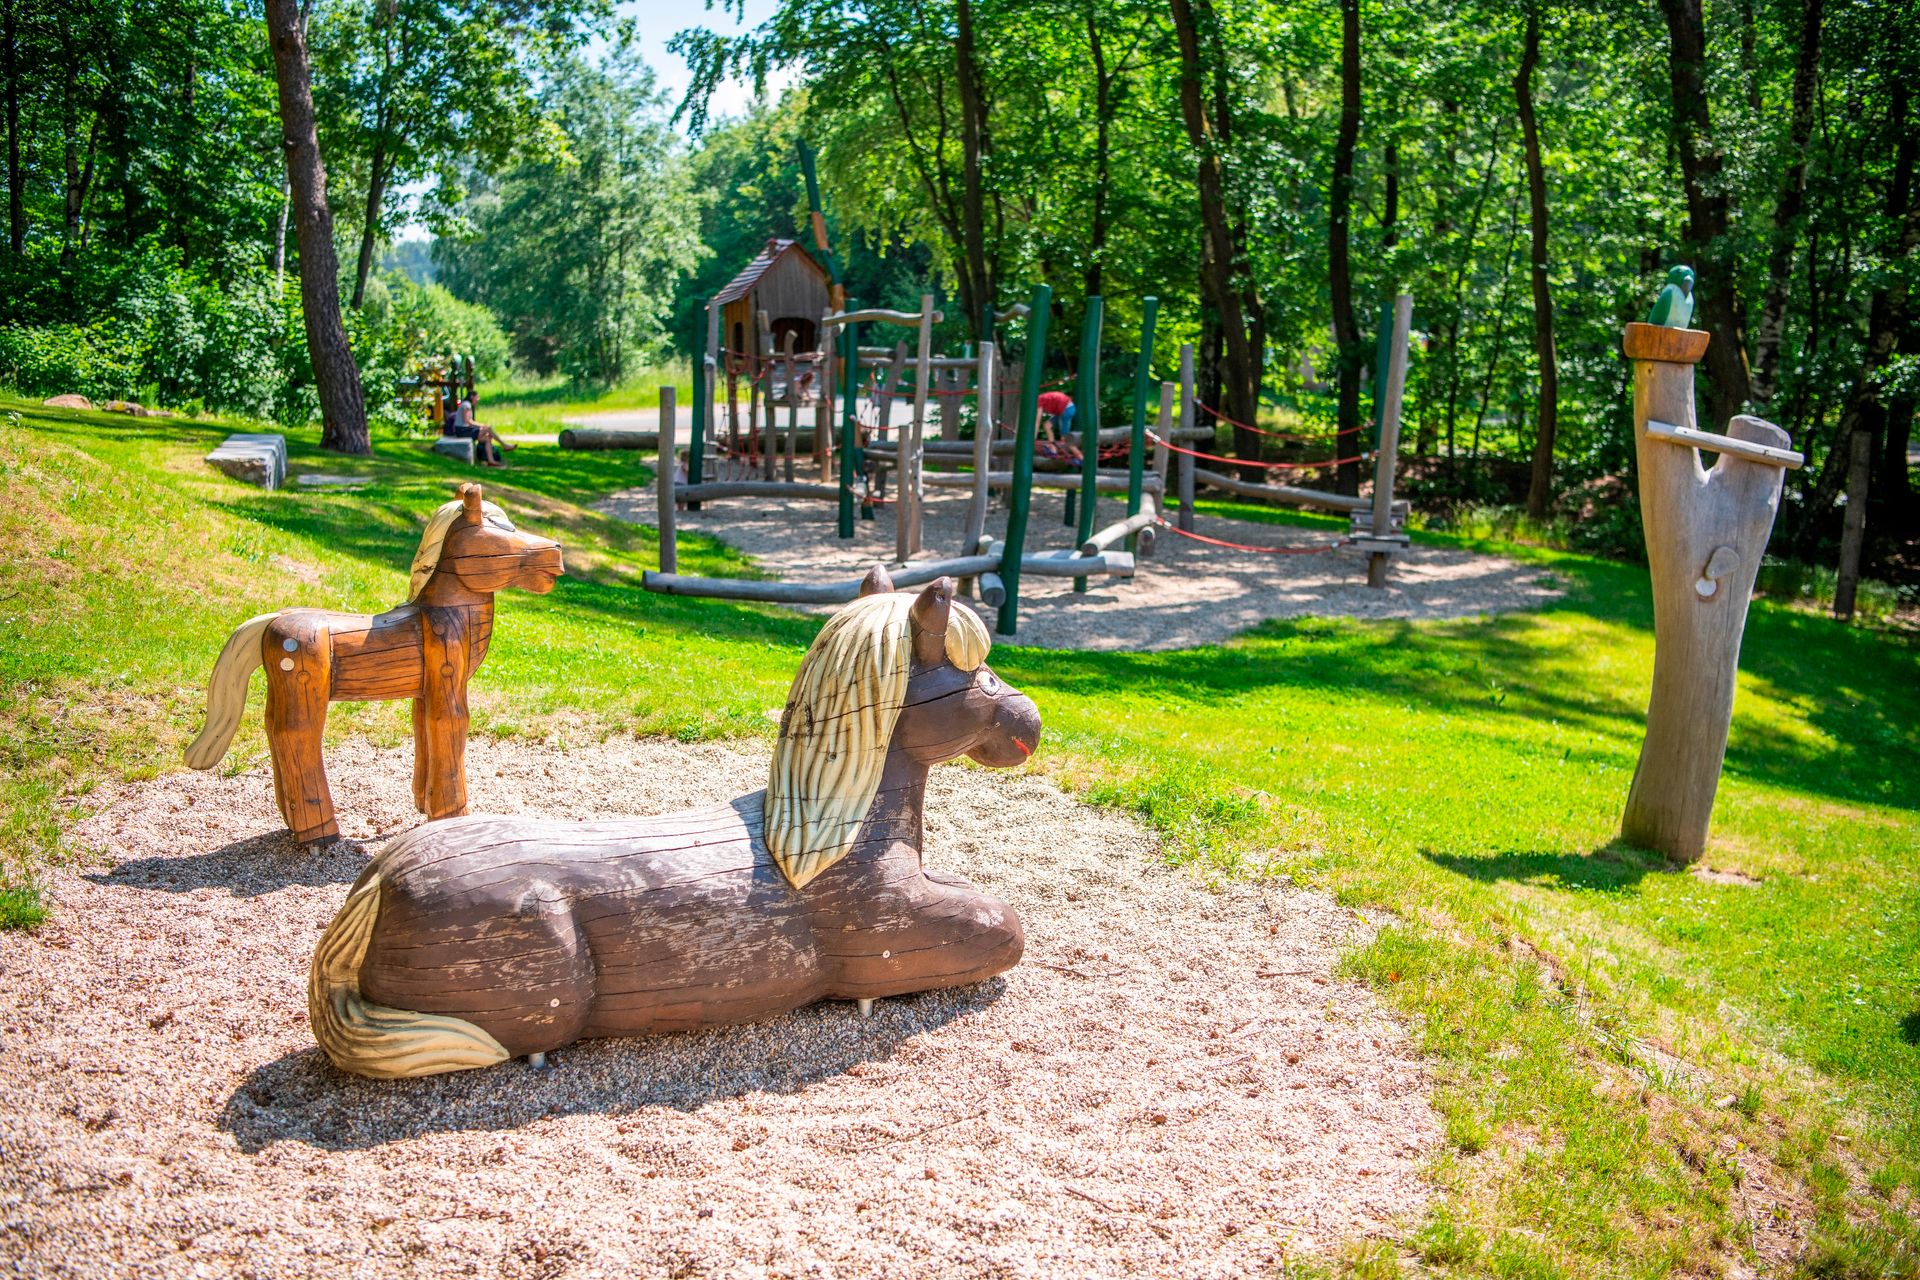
[1189,465,1372,512]
[676,480,840,502]
[1081,510,1156,556]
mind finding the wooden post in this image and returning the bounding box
[838,308,860,539]
[1126,297,1159,552]
[656,386,677,574]
[998,285,1051,636]
[782,330,799,483]
[691,307,716,510]
[1619,321,1802,863]
[964,340,997,556]
[757,308,776,481]
[1153,382,1175,515]
[1074,296,1104,592]
[903,294,934,560]
[1178,343,1197,531]
[816,307,834,477]
[1835,424,1872,620]
[1366,293,1414,588]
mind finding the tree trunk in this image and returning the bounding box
[1330,0,1364,496]
[352,131,388,309]
[1084,3,1111,300]
[1169,0,1263,479]
[3,0,21,256]
[273,173,290,293]
[1749,0,1823,409]
[1517,3,1559,521]
[1656,0,1752,428]
[265,0,370,455]
[1833,416,1872,620]
[954,0,993,337]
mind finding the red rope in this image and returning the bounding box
[1153,516,1347,556]
[1150,432,1372,471]
[1192,398,1340,444]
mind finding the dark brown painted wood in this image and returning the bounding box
[340,577,1038,1066]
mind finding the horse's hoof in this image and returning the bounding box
[856,999,875,1018]
[527,1052,549,1070]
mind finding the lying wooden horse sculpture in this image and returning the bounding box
[184,484,564,844]
[308,570,1037,1078]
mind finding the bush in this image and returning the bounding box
[0,322,142,401]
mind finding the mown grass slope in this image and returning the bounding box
[0,393,1914,1278]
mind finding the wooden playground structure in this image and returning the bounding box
[635,277,1419,635]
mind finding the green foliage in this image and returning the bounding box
[435,47,702,386]
[0,883,48,932]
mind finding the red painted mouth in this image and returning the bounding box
[1014,738,1033,758]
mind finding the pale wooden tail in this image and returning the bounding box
[183,613,277,770]
[308,873,511,1080]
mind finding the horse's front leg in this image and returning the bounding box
[818,869,1024,1002]
[262,616,337,844]
[417,605,472,821]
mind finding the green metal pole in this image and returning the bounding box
[997,284,1051,636]
[1369,299,1393,452]
[1074,295,1104,592]
[1125,296,1159,552]
[688,320,707,511]
[838,305,859,538]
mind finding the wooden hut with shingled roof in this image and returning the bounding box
[714,238,832,362]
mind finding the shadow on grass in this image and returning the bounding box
[1901,1012,1920,1047]
[1419,840,1674,893]
[219,979,1003,1152]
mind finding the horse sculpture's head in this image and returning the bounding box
[408,484,565,602]
[764,568,1041,889]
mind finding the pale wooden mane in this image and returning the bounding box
[407,498,514,601]
[765,593,990,889]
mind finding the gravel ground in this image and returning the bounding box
[603,481,1564,651]
[3,737,1437,1279]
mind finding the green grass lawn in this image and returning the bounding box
[0,393,1914,1278]
[481,362,695,434]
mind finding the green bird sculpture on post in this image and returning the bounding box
[1647,265,1696,329]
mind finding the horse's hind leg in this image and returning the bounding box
[263,616,337,844]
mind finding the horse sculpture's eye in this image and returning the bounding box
[978,670,1000,694]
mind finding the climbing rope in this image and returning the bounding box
[1152,516,1349,556]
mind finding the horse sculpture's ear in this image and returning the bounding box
[908,577,953,666]
[859,565,894,597]
[460,484,484,523]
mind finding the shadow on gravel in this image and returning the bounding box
[219,978,1006,1152]
[87,831,369,898]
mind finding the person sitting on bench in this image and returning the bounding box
[463,392,515,455]
[441,391,504,467]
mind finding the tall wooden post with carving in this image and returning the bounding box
[1620,321,1803,862]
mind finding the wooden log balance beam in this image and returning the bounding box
[922,470,1161,495]
[642,550,1132,604]
[675,480,841,503]
[1186,465,1374,512]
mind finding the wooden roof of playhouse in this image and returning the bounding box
[713,239,828,308]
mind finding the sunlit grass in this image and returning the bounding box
[0,391,1915,1277]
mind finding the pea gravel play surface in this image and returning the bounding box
[1,737,1437,1278]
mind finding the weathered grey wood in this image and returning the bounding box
[865,422,1209,461]
[431,436,476,466]
[675,480,840,503]
[558,428,660,451]
[783,330,800,482]
[903,294,935,559]
[758,308,777,482]
[206,433,288,488]
[1080,510,1157,556]
[656,387,677,575]
[1178,344,1197,531]
[1619,321,1793,864]
[641,547,1132,602]
[1189,465,1373,512]
[826,306,946,327]
[921,470,1161,494]
[1643,418,1804,468]
[963,341,997,556]
[1366,293,1414,588]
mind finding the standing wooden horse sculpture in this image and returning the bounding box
[308,570,1038,1079]
[184,484,564,844]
